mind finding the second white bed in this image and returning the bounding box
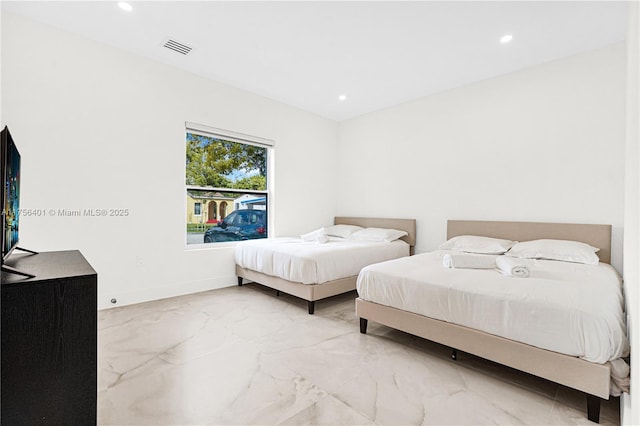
[357,250,628,364]
[236,237,409,284]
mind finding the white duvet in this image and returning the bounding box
[235,237,409,285]
[357,250,629,364]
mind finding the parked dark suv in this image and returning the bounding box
[204,209,267,243]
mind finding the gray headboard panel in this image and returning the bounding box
[447,220,611,264]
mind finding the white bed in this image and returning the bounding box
[355,220,628,423]
[357,250,628,365]
[236,217,416,314]
[236,237,409,285]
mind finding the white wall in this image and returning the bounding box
[1,12,629,305]
[1,12,338,309]
[337,43,627,272]
[622,3,639,425]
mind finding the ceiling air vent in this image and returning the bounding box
[162,38,193,56]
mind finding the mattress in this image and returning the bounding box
[235,237,409,285]
[356,250,629,363]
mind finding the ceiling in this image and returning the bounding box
[2,1,628,122]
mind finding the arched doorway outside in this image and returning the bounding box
[208,201,217,221]
[220,201,228,219]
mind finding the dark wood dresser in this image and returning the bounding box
[1,250,97,425]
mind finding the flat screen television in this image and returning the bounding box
[1,126,36,278]
[2,126,21,259]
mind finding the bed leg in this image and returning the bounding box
[451,348,458,360]
[360,318,368,334]
[237,277,243,286]
[276,290,280,296]
[586,394,601,423]
[307,301,315,315]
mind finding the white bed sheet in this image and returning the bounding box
[235,237,409,285]
[356,250,628,363]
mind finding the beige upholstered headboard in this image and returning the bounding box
[334,217,416,248]
[447,220,612,264]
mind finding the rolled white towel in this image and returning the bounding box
[442,253,497,269]
[301,228,328,243]
[496,256,530,278]
[315,234,329,244]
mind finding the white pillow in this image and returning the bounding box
[506,239,600,265]
[324,224,364,238]
[349,227,408,242]
[438,235,516,254]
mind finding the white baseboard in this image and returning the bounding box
[98,275,237,310]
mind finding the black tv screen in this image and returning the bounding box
[2,126,21,261]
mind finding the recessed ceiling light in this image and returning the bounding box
[338,94,347,101]
[118,2,133,12]
[500,34,513,44]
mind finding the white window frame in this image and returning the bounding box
[185,122,274,248]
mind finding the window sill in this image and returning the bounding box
[184,241,239,251]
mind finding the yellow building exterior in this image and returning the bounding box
[186,192,235,225]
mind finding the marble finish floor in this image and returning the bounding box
[98,284,620,425]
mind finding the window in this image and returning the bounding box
[185,122,272,245]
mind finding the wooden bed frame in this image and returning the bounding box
[356,220,614,423]
[236,216,416,314]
